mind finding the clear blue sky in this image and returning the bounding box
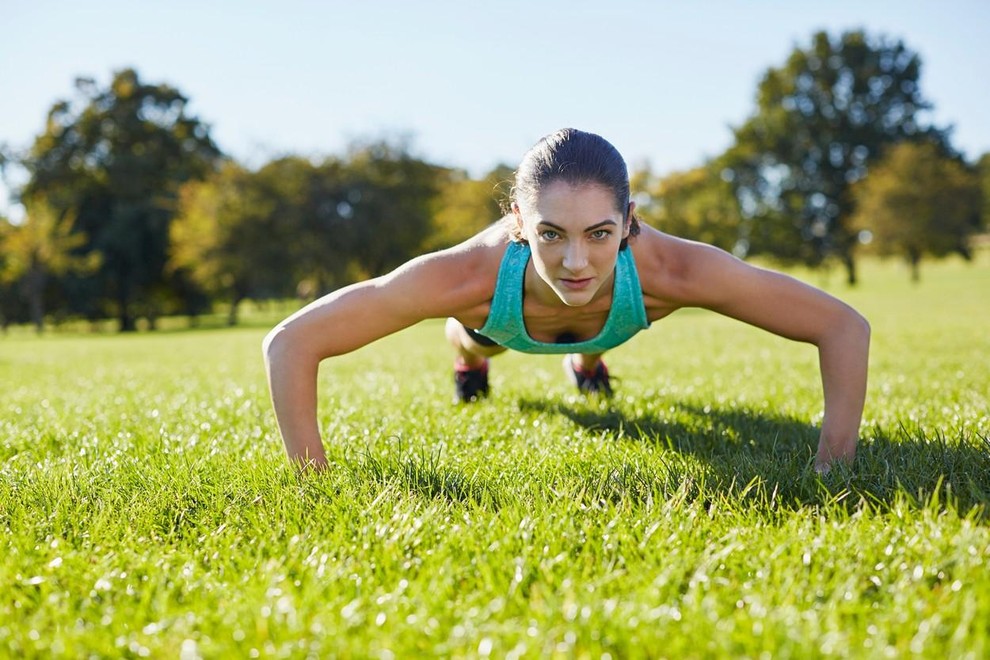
[2,0,989,219]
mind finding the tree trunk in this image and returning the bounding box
[841,252,858,286]
[117,289,136,332]
[227,290,248,327]
[909,252,921,283]
[118,310,136,332]
[26,265,46,335]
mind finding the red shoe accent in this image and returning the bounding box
[455,358,489,373]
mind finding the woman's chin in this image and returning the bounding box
[553,287,596,307]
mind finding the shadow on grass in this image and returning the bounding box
[356,449,502,509]
[518,398,990,518]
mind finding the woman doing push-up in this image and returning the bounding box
[263,128,870,474]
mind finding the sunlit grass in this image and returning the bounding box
[1,255,988,657]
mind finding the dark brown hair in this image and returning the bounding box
[506,128,641,249]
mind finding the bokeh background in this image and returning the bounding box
[1,0,988,331]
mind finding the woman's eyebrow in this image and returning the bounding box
[537,219,618,232]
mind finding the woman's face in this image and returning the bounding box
[515,181,631,307]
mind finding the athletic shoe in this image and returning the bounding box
[454,359,489,402]
[563,355,613,396]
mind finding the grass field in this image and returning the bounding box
[1,255,989,658]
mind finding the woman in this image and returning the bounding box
[263,128,870,474]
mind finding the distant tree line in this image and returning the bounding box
[1,30,987,332]
[634,31,986,285]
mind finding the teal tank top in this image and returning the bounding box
[476,241,650,354]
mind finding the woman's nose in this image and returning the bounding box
[562,241,588,271]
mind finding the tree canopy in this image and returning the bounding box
[427,165,513,250]
[633,161,742,253]
[725,30,952,284]
[0,198,99,331]
[23,68,221,330]
[851,141,982,281]
[170,143,449,324]
[978,152,990,233]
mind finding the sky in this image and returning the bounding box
[2,0,989,219]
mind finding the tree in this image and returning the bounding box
[23,69,221,330]
[427,164,513,250]
[0,217,21,329]
[0,142,10,180]
[338,140,446,278]
[0,198,100,332]
[633,161,742,253]
[851,141,981,282]
[261,156,356,296]
[726,30,952,284]
[170,161,300,325]
[978,152,990,232]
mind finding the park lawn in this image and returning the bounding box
[1,255,988,658]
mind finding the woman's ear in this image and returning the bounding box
[512,202,524,234]
[623,201,636,238]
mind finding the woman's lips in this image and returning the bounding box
[560,277,593,290]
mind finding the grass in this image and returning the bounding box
[1,255,988,658]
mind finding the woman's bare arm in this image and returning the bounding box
[653,238,871,471]
[262,242,495,470]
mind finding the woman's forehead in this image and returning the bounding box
[525,182,621,220]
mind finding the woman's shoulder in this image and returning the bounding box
[433,220,514,269]
[630,224,696,279]
[392,221,511,309]
[630,224,734,303]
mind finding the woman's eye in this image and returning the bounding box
[539,230,559,241]
[590,230,611,240]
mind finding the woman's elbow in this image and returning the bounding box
[262,324,293,371]
[839,307,871,351]
[263,319,333,373]
[817,305,870,351]
[852,309,871,342]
